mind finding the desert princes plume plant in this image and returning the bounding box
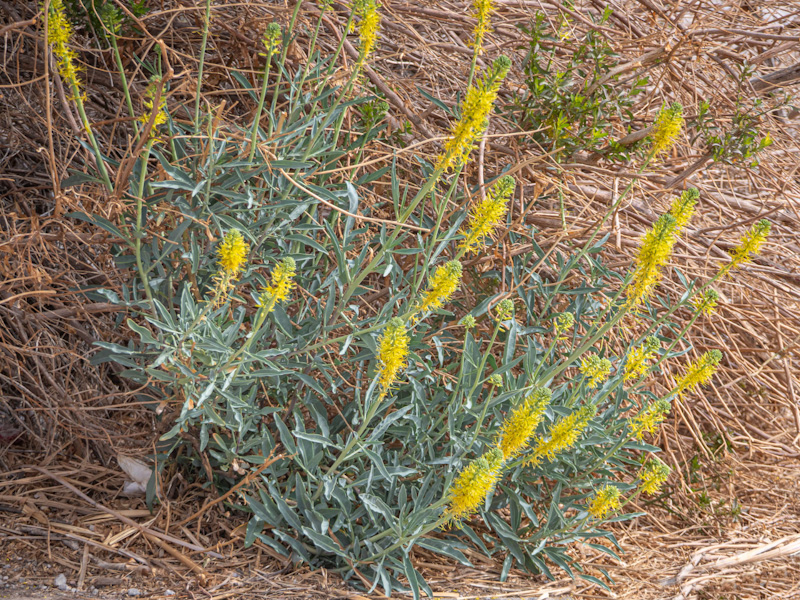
[53,0,774,596]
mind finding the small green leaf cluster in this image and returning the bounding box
[510,11,647,161]
[63,0,148,44]
[692,98,776,167]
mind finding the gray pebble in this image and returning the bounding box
[164,591,175,597]
[128,588,141,597]
[55,573,68,591]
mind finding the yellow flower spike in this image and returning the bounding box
[217,230,249,275]
[587,484,621,519]
[354,0,381,66]
[209,230,250,307]
[376,317,410,394]
[262,22,282,53]
[727,219,771,272]
[461,314,477,330]
[45,0,84,100]
[99,3,123,35]
[579,354,613,389]
[494,298,514,323]
[498,387,551,459]
[139,79,169,129]
[669,188,699,232]
[417,261,462,315]
[554,312,574,340]
[650,102,683,157]
[639,458,670,496]
[471,0,495,55]
[624,336,660,382]
[627,188,697,297]
[627,213,678,307]
[628,399,671,440]
[259,257,297,312]
[529,404,596,465]
[445,448,503,524]
[675,350,722,397]
[459,175,515,254]
[437,56,511,171]
[692,288,719,316]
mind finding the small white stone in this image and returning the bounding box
[127,588,141,596]
[164,590,175,596]
[55,574,68,590]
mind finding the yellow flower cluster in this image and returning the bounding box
[376,317,410,394]
[675,350,722,396]
[650,102,683,157]
[46,0,84,100]
[579,354,613,389]
[498,387,551,459]
[623,336,660,382]
[354,0,381,66]
[437,56,511,171]
[627,214,677,306]
[471,0,494,55]
[259,257,297,312]
[445,448,503,523]
[587,484,621,519]
[262,22,282,54]
[670,188,699,231]
[459,175,515,254]
[628,188,700,306]
[210,229,250,306]
[639,458,670,496]
[727,219,771,272]
[554,312,574,339]
[626,187,698,308]
[494,298,514,321]
[217,229,249,275]
[692,288,719,316]
[139,79,168,129]
[529,404,596,465]
[628,399,670,440]
[417,261,462,315]
[98,3,123,34]
[638,213,690,304]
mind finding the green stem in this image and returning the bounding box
[310,392,388,502]
[134,140,156,315]
[463,319,505,449]
[71,84,113,191]
[325,12,356,79]
[324,166,447,328]
[293,10,325,99]
[109,33,137,130]
[303,62,364,160]
[540,152,655,316]
[268,0,304,136]
[193,0,213,132]
[248,47,276,163]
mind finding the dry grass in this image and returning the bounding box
[1,0,800,597]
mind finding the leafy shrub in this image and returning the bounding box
[48,0,771,595]
[510,10,648,161]
[692,97,774,166]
